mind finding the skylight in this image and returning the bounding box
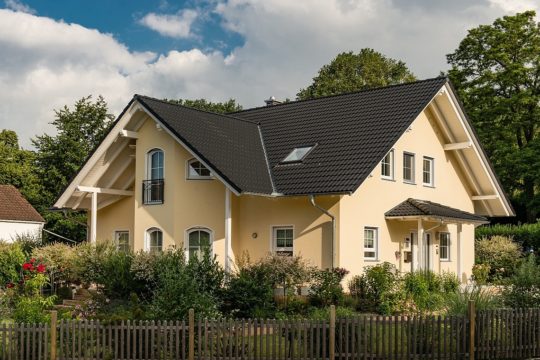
[282,146,314,163]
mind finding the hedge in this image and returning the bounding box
[476,222,540,252]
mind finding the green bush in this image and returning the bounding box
[475,236,522,282]
[32,243,77,289]
[402,271,457,313]
[0,242,25,287]
[476,223,540,251]
[308,267,349,306]
[472,264,491,285]
[502,254,540,308]
[445,285,500,316]
[348,262,402,315]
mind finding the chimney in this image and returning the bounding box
[264,96,281,106]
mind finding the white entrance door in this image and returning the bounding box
[411,231,432,271]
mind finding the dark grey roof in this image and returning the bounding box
[385,198,488,223]
[135,77,447,195]
[135,96,274,194]
[233,77,448,195]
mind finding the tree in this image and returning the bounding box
[297,49,417,100]
[32,96,114,241]
[166,98,242,113]
[447,11,540,222]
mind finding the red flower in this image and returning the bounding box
[30,258,36,264]
[6,283,14,288]
[36,264,46,273]
[22,263,33,271]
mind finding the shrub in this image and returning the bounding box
[0,242,25,287]
[257,254,313,296]
[308,267,349,306]
[13,233,42,256]
[476,222,540,252]
[402,271,457,313]
[502,254,540,308]
[32,243,77,289]
[348,262,402,315]
[445,285,501,316]
[472,264,490,285]
[475,236,522,282]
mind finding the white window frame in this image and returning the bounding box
[381,149,394,180]
[271,225,294,256]
[363,227,378,261]
[423,156,435,187]
[114,230,130,253]
[185,227,214,260]
[145,227,163,254]
[439,232,451,261]
[186,158,213,180]
[146,148,164,180]
[403,152,415,184]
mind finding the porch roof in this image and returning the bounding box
[385,198,488,224]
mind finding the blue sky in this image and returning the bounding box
[0,0,538,146]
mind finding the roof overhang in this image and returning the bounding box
[385,215,489,225]
[427,84,514,217]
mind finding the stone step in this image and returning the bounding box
[62,299,85,306]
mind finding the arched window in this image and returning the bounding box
[144,149,164,204]
[187,159,212,179]
[146,228,163,254]
[148,149,164,180]
[186,228,212,259]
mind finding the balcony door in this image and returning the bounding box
[144,149,164,204]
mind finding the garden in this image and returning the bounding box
[2,230,540,325]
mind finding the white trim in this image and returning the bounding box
[363,226,379,261]
[146,148,164,180]
[119,129,138,139]
[422,156,435,187]
[381,149,395,180]
[443,142,472,151]
[270,225,295,256]
[113,229,130,252]
[90,191,97,244]
[471,195,499,200]
[0,219,45,225]
[225,189,232,272]
[76,186,134,196]
[438,231,451,262]
[184,226,214,260]
[457,224,462,282]
[186,158,213,180]
[144,227,164,253]
[403,152,416,184]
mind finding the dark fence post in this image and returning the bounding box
[50,310,57,360]
[468,300,476,360]
[189,308,195,360]
[329,305,336,360]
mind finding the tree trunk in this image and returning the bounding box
[524,177,537,223]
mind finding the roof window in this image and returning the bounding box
[281,146,314,163]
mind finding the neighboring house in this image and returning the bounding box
[54,77,514,283]
[0,185,44,242]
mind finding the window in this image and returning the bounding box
[403,152,415,183]
[115,231,130,253]
[143,149,164,204]
[187,229,212,259]
[273,226,294,256]
[439,232,450,261]
[147,228,163,254]
[381,150,394,179]
[423,157,434,186]
[187,159,212,179]
[364,227,378,260]
[281,146,314,163]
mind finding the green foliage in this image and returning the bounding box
[447,11,540,222]
[307,306,357,320]
[32,95,114,242]
[403,271,458,314]
[165,98,242,113]
[256,254,313,297]
[348,262,402,315]
[445,286,501,316]
[13,296,55,323]
[297,49,416,100]
[0,242,25,287]
[308,268,349,306]
[502,254,540,308]
[476,223,540,252]
[472,264,491,285]
[475,235,522,281]
[33,243,77,287]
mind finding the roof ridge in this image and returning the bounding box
[256,124,277,195]
[229,76,448,115]
[134,94,260,126]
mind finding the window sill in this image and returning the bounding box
[364,259,379,262]
[143,202,164,206]
[440,259,451,262]
[381,177,396,182]
[403,181,416,185]
[423,184,435,188]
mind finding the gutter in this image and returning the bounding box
[309,195,336,269]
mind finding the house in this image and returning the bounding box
[0,185,45,242]
[53,77,514,283]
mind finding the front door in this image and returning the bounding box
[411,231,431,271]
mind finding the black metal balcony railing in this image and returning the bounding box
[142,179,164,204]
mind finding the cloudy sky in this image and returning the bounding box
[0,0,538,147]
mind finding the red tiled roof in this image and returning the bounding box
[0,185,44,223]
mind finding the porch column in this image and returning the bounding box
[417,218,424,271]
[457,223,462,283]
[90,191,97,244]
[225,188,232,272]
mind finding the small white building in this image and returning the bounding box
[0,185,44,242]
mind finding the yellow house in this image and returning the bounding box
[54,77,513,283]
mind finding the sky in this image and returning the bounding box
[0,0,539,147]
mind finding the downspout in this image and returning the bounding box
[309,195,336,269]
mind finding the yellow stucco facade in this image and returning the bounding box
[92,105,483,283]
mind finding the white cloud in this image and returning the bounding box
[4,0,35,14]
[488,0,539,14]
[0,1,535,148]
[138,9,198,38]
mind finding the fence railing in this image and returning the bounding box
[1,303,540,359]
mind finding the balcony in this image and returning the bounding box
[142,179,164,205]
